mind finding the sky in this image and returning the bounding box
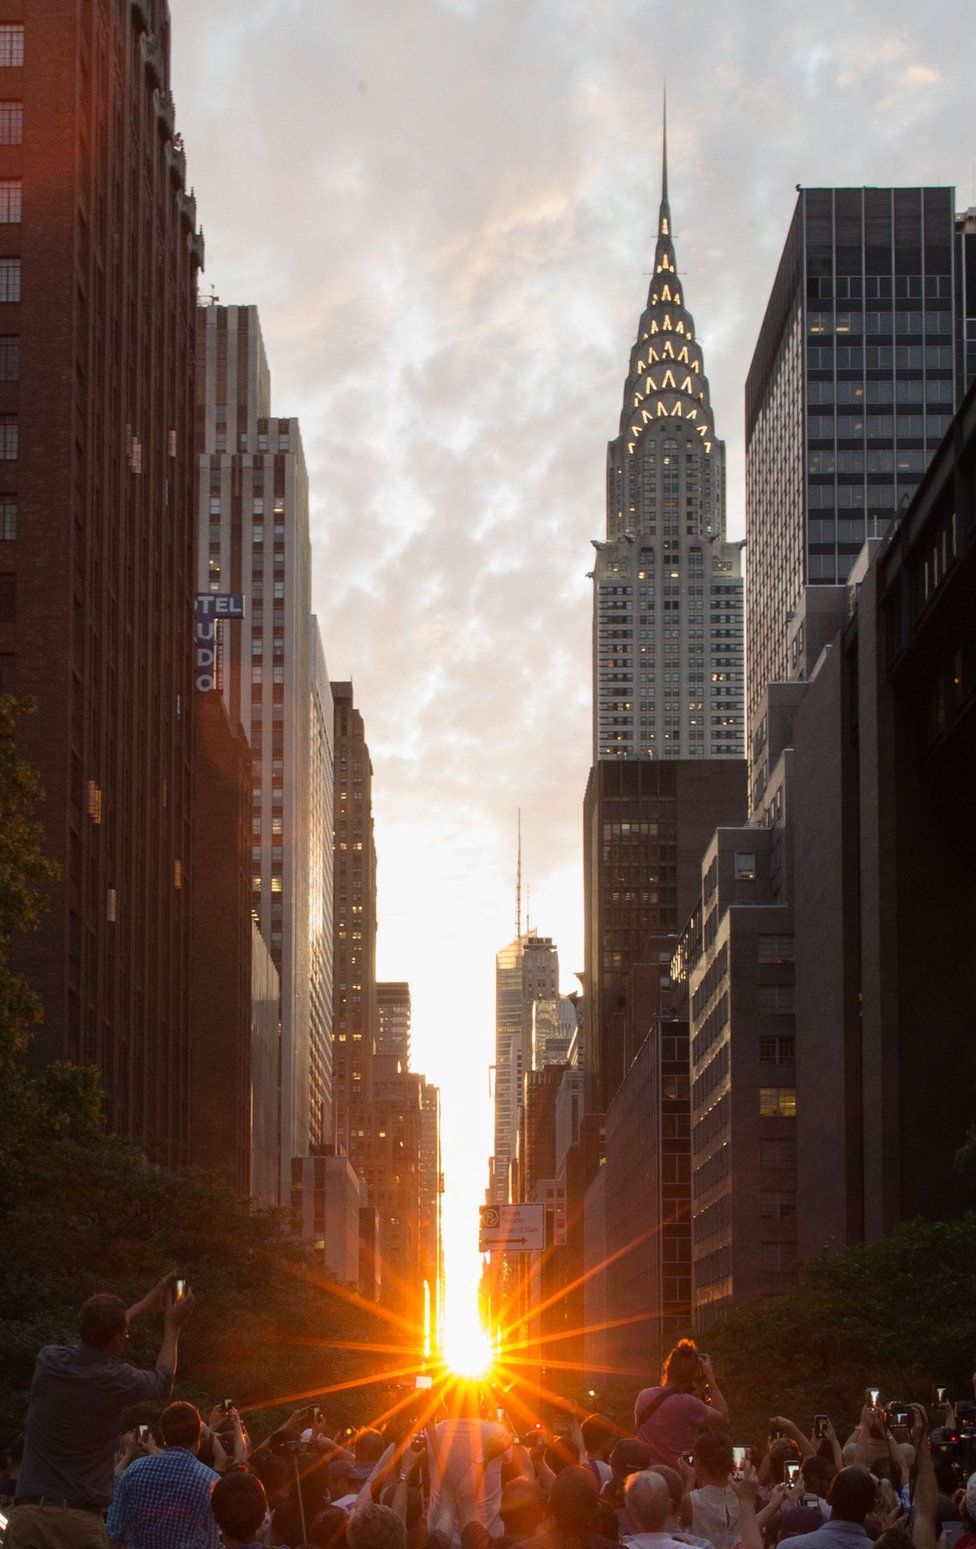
[170,0,976,1324]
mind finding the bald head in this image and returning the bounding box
[626,1470,672,1533]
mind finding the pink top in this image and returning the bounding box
[634,1386,713,1465]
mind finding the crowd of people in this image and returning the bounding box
[2,1286,975,1549]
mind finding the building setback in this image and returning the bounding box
[592,110,744,762]
[745,186,976,782]
[195,303,327,1199]
[8,2,204,1163]
[377,981,411,1067]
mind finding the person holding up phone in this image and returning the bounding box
[7,1275,195,1549]
[635,1340,730,1467]
[106,1403,221,1549]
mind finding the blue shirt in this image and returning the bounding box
[780,1520,873,1549]
[18,1342,174,1507]
[107,1448,219,1549]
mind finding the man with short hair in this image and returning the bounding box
[778,1468,878,1549]
[348,1499,408,1549]
[625,1470,693,1549]
[210,1471,268,1549]
[582,1416,616,1488]
[8,1278,194,1549]
[106,1401,219,1549]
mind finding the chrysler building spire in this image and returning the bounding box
[590,112,745,762]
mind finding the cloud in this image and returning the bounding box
[171,0,976,1259]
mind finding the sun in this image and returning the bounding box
[440,1295,496,1381]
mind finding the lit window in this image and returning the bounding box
[734,851,757,880]
[0,26,23,67]
[0,100,21,143]
[760,1087,797,1118]
[0,178,21,221]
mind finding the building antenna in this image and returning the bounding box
[516,808,522,941]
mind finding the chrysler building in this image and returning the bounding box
[592,109,744,760]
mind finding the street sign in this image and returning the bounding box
[479,1203,546,1254]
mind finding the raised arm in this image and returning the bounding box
[772,1417,815,1460]
[699,1356,730,1424]
[731,1463,764,1549]
[154,1286,195,1379]
[912,1435,937,1549]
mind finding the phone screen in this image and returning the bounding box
[732,1446,746,1472]
[786,1463,801,1484]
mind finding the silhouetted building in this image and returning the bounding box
[10,2,204,1164]
[593,107,744,761]
[188,693,253,1194]
[420,1080,444,1345]
[746,186,976,781]
[583,759,746,1113]
[309,622,335,1147]
[331,680,378,1154]
[793,380,976,1251]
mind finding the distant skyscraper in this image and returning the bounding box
[420,1080,444,1343]
[11,2,204,1165]
[331,681,378,1154]
[309,620,335,1149]
[592,108,744,762]
[492,930,559,1203]
[745,187,976,761]
[196,304,317,1199]
[377,981,412,1068]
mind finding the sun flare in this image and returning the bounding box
[441,1316,495,1380]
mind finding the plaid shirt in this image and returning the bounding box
[107,1447,220,1549]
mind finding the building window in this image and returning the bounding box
[0,569,14,621]
[760,1086,797,1118]
[0,256,19,302]
[0,496,13,538]
[734,851,757,880]
[759,985,795,1015]
[0,179,21,222]
[0,334,18,379]
[0,648,12,690]
[0,101,21,143]
[0,26,24,68]
[0,413,17,461]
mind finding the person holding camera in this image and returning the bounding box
[106,1402,220,1549]
[7,1276,195,1549]
[635,1342,730,1468]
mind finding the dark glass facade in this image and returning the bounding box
[746,187,976,752]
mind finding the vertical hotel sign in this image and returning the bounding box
[194,593,245,691]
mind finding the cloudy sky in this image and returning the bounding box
[171,0,975,1314]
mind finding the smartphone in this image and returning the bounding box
[221,1398,233,1415]
[681,1450,695,1466]
[311,1406,323,1424]
[732,1446,746,1474]
[174,1278,187,1302]
[137,1424,150,1444]
[411,1435,427,1453]
[867,1386,881,1406]
[813,1415,829,1439]
[936,1387,948,1404]
[415,1374,433,1390]
[786,1461,801,1485]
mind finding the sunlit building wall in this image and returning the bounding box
[492,931,559,1203]
[377,981,412,1067]
[196,304,313,1202]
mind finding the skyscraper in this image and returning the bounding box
[592,108,744,762]
[331,680,378,1154]
[196,304,324,1198]
[745,187,975,755]
[10,2,204,1164]
[492,930,559,1203]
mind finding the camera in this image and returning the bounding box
[411,1436,427,1454]
[885,1404,910,1429]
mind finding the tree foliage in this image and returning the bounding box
[0,696,398,1440]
